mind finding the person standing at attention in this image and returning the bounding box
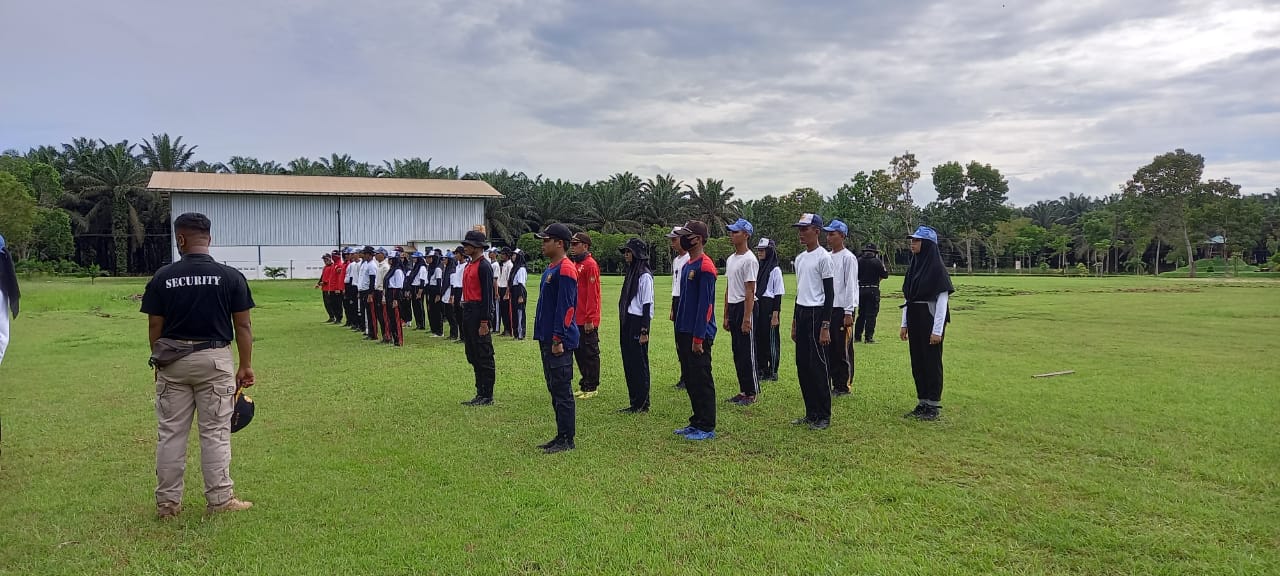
[508,249,529,340]
[460,232,497,406]
[616,238,654,414]
[409,251,429,331]
[672,221,719,441]
[790,213,835,430]
[822,220,859,397]
[497,248,514,337]
[140,212,255,519]
[373,248,392,342]
[532,223,580,453]
[569,233,602,399]
[383,253,406,346]
[0,233,20,449]
[316,253,336,323]
[753,238,784,382]
[667,227,690,390]
[900,226,954,421]
[854,243,889,344]
[449,248,467,343]
[343,248,362,332]
[723,218,760,406]
[358,247,380,341]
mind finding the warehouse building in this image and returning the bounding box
[147,172,500,279]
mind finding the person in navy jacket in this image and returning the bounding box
[672,221,719,441]
[533,223,581,454]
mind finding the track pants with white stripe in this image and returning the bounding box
[728,301,758,397]
[794,305,832,422]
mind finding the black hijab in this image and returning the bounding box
[755,242,778,299]
[0,237,18,318]
[618,238,651,316]
[410,254,426,285]
[902,238,954,301]
[511,251,527,286]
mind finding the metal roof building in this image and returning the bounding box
[148,172,501,279]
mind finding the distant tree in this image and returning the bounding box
[683,178,740,235]
[225,156,284,174]
[890,151,921,230]
[1124,149,1221,277]
[583,175,643,234]
[0,173,37,257]
[930,160,1012,273]
[68,141,152,273]
[139,134,198,172]
[639,174,689,227]
[286,157,325,176]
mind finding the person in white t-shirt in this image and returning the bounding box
[617,238,655,413]
[723,218,760,406]
[754,238,784,382]
[790,213,835,430]
[666,227,691,390]
[822,220,860,396]
[497,248,514,336]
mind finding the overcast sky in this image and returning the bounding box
[2,0,1277,204]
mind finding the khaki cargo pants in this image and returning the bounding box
[155,347,236,506]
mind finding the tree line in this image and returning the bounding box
[1,135,1276,278]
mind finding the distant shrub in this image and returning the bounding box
[1075,263,1090,277]
[264,266,288,279]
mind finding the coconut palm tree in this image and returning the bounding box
[683,178,741,235]
[67,141,152,273]
[640,173,689,226]
[468,169,534,245]
[139,134,198,172]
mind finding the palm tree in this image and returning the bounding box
[226,156,283,174]
[382,157,459,179]
[526,178,584,230]
[684,178,741,235]
[188,160,228,173]
[582,180,643,234]
[1058,193,1095,225]
[286,157,325,176]
[468,170,533,244]
[640,173,689,226]
[319,154,360,176]
[1023,200,1066,228]
[139,134,197,172]
[67,141,152,273]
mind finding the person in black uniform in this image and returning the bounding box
[459,231,497,405]
[0,232,20,452]
[854,243,890,343]
[140,212,255,519]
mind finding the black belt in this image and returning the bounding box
[859,285,880,288]
[175,339,230,351]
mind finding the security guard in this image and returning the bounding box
[854,243,889,343]
[140,212,255,519]
[460,231,497,405]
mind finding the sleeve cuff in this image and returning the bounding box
[692,337,703,346]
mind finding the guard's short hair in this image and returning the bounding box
[173,212,212,234]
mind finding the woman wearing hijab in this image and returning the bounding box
[426,250,446,336]
[616,238,654,413]
[408,252,429,330]
[508,249,529,340]
[899,226,955,421]
[442,249,460,341]
[753,238,785,382]
[384,254,406,346]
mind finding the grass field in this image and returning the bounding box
[1,274,1277,575]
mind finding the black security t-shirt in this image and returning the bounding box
[857,255,888,286]
[140,253,255,341]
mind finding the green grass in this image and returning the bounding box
[1,275,1277,575]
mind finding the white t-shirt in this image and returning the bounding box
[671,253,690,297]
[626,273,655,317]
[357,260,378,291]
[387,268,405,289]
[498,261,513,288]
[793,247,834,307]
[829,247,860,314]
[344,260,359,284]
[762,267,785,298]
[725,251,760,304]
[429,268,443,287]
[411,267,429,287]
[451,261,466,288]
[0,290,10,366]
[512,267,528,287]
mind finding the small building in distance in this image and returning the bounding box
[147,172,500,279]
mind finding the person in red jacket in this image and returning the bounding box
[326,250,346,325]
[569,232,602,398]
[316,254,339,323]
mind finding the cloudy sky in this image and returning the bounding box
[2,0,1277,204]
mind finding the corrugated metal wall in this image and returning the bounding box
[171,193,486,248]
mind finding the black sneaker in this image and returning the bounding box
[617,406,638,414]
[461,396,482,406]
[918,406,940,421]
[537,437,561,449]
[832,389,851,397]
[904,404,927,419]
[808,419,831,430]
[543,439,575,454]
[865,339,878,344]
[725,393,746,404]
[674,381,686,390]
[791,417,812,426]
[473,397,493,406]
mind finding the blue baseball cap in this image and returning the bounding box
[375,247,389,255]
[822,219,849,235]
[412,251,425,258]
[341,247,355,254]
[909,226,939,244]
[792,213,824,228]
[726,218,753,235]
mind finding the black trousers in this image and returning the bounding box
[540,341,576,440]
[794,305,832,421]
[427,289,444,335]
[906,303,945,404]
[728,302,758,397]
[676,332,715,432]
[462,303,496,399]
[374,291,390,341]
[828,308,855,392]
[574,326,601,392]
[384,290,404,345]
[345,284,361,328]
[509,285,527,339]
[362,290,380,339]
[410,289,426,329]
[620,315,650,409]
[855,287,881,341]
[322,291,338,322]
[498,288,511,335]
[445,296,460,339]
[753,296,776,378]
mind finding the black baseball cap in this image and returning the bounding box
[361,246,375,255]
[863,243,879,253]
[535,223,574,242]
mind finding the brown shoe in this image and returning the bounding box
[156,501,183,520]
[206,497,253,514]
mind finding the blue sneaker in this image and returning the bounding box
[673,426,697,435]
[684,429,716,441]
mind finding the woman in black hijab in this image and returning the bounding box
[425,250,445,336]
[753,238,783,381]
[616,238,654,413]
[408,252,429,330]
[899,226,955,421]
[508,249,528,340]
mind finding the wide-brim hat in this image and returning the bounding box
[462,230,488,248]
[619,237,650,260]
